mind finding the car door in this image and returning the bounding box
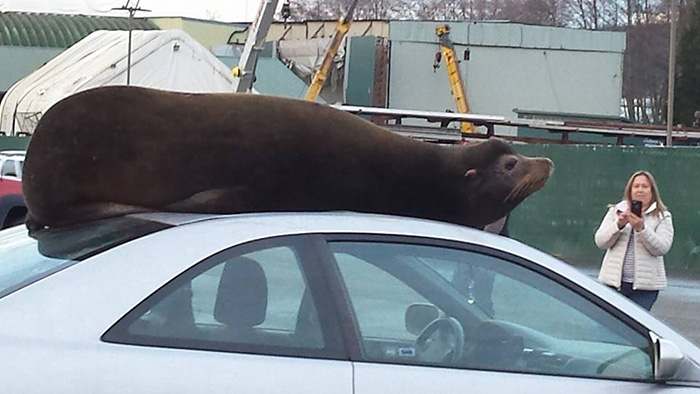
[318,235,698,393]
[100,235,352,394]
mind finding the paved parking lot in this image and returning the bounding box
[579,268,700,346]
[650,277,700,347]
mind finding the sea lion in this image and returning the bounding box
[23,86,553,231]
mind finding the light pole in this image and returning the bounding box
[666,0,678,147]
[112,1,150,85]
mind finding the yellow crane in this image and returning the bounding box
[434,25,475,134]
[304,0,359,102]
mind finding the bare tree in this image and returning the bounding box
[674,0,700,125]
[619,0,695,124]
[567,0,624,28]
[287,0,341,20]
[288,0,418,20]
[622,23,669,123]
[504,0,571,25]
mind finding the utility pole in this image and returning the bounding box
[666,0,678,147]
[112,1,150,85]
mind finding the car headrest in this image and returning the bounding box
[214,256,268,329]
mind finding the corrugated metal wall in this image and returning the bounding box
[0,12,160,92]
[0,12,158,48]
[0,136,28,148]
[387,21,626,136]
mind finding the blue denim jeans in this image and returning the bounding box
[619,281,659,311]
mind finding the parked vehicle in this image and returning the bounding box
[0,150,26,228]
[1,212,699,393]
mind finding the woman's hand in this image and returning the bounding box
[616,211,629,229]
[628,211,645,231]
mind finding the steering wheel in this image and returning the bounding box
[414,317,465,363]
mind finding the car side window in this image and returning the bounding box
[104,241,339,359]
[334,252,437,342]
[328,241,653,380]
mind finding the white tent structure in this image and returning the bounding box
[0,29,236,135]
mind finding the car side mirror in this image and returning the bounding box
[652,333,684,381]
[405,303,440,335]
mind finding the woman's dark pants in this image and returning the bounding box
[619,281,659,310]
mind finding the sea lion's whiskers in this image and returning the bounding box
[505,178,531,202]
[505,168,550,202]
[504,181,523,202]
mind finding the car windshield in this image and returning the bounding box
[0,217,172,299]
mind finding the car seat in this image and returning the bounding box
[214,256,269,344]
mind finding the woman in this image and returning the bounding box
[594,171,674,310]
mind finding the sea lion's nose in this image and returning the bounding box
[534,157,554,176]
[544,158,554,176]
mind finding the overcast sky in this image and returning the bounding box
[0,0,269,22]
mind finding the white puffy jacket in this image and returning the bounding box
[594,201,674,290]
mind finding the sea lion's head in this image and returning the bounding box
[454,138,553,228]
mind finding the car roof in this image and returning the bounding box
[133,210,556,273]
[127,211,550,265]
[133,211,499,243]
[131,210,533,261]
[0,150,25,158]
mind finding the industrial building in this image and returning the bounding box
[0,12,626,138]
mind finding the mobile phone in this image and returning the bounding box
[631,199,642,217]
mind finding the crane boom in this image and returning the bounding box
[304,0,359,101]
[436,25,475,134]
[232,0,279,93]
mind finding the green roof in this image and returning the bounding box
[0,12,159,48]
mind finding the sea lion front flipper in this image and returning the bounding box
[165,187,254,214]
[25,213,43,234]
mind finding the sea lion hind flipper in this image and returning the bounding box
[29,202,153,233]
[165,187,254,214]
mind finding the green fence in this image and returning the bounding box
[4,136,698,276]
[0,136,30,151]
[512,143,700,277]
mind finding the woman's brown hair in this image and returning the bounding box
[622,170,668,214]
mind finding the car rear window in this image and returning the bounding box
[0,217,171,299]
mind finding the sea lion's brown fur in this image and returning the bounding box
[23,86,553,230]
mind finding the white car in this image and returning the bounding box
[0,212,699,393]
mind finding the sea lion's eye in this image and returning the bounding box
[505,158,518,170]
